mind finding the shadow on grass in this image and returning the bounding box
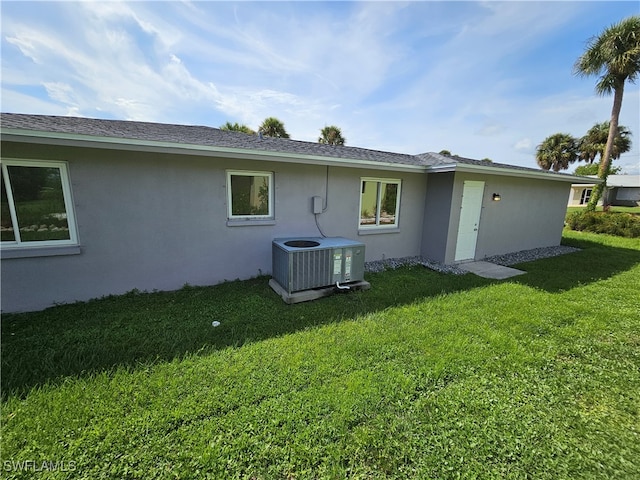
[2,234,639,399]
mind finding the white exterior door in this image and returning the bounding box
[455,181,485,261]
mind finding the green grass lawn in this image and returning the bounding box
[2,231,640,479]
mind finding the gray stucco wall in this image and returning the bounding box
[442,172,570,263]
[420,172,454,263]
[1,142,425,312]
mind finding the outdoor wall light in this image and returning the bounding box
[492,193,501,202]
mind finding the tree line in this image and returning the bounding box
[536,122,631,173]
[536,15,639,211]
[220,117,346,145]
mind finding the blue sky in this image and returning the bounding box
[2,1,639,174]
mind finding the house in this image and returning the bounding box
[1,113,596,312]
[568,175,640,207]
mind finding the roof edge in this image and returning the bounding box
[1,128,427,173]
[1,121,608,182]
[426,161,604,183]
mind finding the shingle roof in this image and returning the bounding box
[0,113,426,167]
[419,151,568,175]
[0,113,590,182]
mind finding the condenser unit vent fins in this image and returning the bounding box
[271,237,365,294]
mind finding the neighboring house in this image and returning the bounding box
[1,113,596,312]
[568,175,640,207]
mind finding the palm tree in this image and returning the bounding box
[574,15,640,210]
[535,133,579,172]
[220,122,255,134]
[258,117,290,138]
[578,121,632,164]
[318,125,346,145]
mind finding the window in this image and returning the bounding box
[359,178,401,229]
[580,188,592,205]
[1,159,78,248]
[227,171,273,220]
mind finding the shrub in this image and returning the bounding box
[567,210,640,238]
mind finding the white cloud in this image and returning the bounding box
[5,32,40,63]
[80,1,183,49]
[42,82,79,107]
[1,88,65,116]
[514,138,532,151]
[475,119,505,137]
[1,0,638,172]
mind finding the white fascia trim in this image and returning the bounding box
[426,162,604,184]
[2,130,426,173]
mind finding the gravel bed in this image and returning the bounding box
[364,245,580,275]
[364,256,467,275]
[482,245,581,266]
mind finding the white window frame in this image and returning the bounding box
[226,170,274,220]
[358,177,401,230]
[580,188,592,205]
[1,158,79,249]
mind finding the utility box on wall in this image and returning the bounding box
[312,196,323,214]
[270,236,369,303]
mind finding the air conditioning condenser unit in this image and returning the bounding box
[269,236,370,303]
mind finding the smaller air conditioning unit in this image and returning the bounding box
[270,236,369,303]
